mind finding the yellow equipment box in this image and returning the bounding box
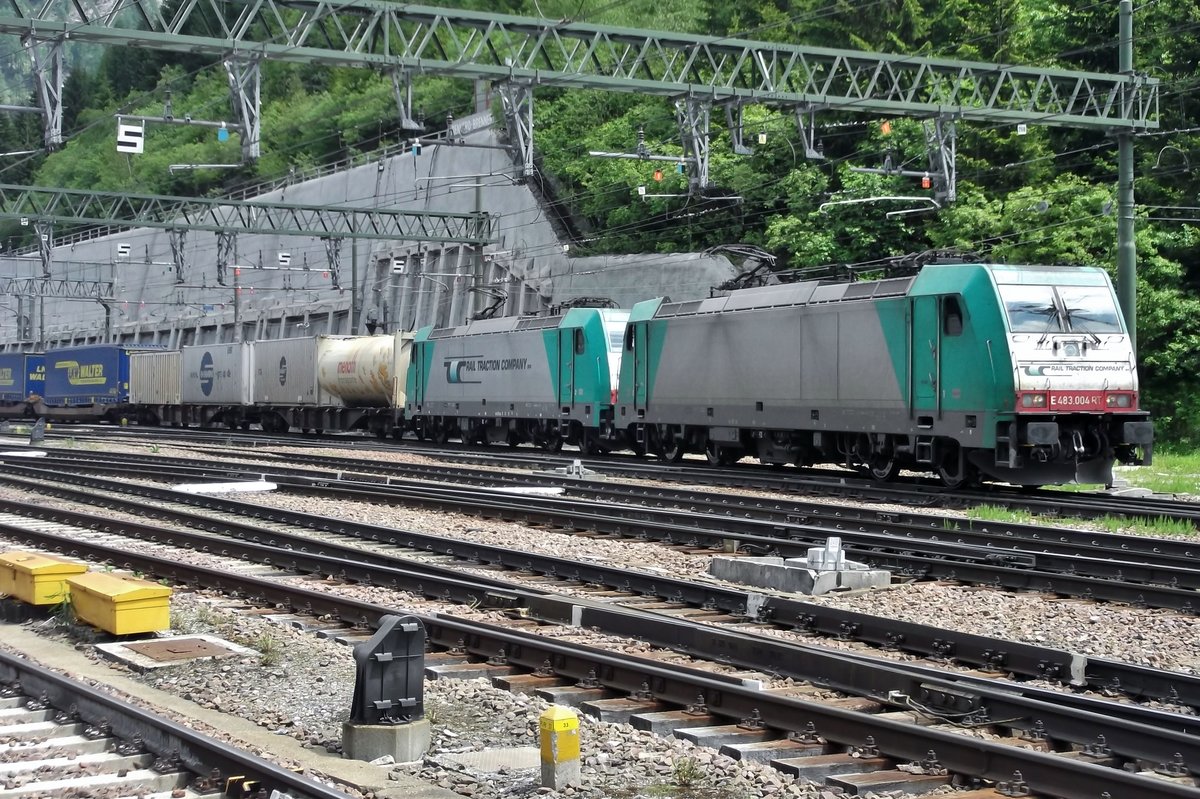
[66,572,172,635]
[0,551,87,606]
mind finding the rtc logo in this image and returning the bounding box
[199,351,215,396]
[444,357,482,384]
[278,356,288,385]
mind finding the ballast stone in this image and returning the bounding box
[709,538,889,596]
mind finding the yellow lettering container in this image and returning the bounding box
[66,572,172,635]
[0,552,87,606]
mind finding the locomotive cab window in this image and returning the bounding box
[942,296,964,336]
[574,328,586,354]
[625,326,635,351]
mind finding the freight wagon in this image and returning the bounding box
[42,344,163,420]
[0,352,44,418]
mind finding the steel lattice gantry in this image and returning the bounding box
[0,0,1159,343]
[0,183,497,287]
[0,1,1158,135]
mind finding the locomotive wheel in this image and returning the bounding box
[660,437,685,463]
[705,442,741,466]
[868,453,900,482]
[544,433,564,453]
[936,443,976,489]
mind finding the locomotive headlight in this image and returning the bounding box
[1020,392,1048,408]
[1106,392,1134,408]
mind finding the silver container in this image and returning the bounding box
[252,336,333,406]
[181,343,253,405]
[128,351,181,405]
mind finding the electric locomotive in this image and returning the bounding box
[406,308,629,451]
[615,262,1152,487]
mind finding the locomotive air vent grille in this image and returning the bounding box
[658,300,704,317]
[843,282,878,299]
[876,277,917,297]
[429,329,458,339]
[515,316,563,330]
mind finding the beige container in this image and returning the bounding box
[128,350,182,405]
[316,332,412,407]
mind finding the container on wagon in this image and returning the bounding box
[181,343,254,405]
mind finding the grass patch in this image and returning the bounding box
[1120,450,1200,496]
[966,504,1035,525]
[1096,514,1196,537]
[256,633,283,667]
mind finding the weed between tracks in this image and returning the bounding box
[966,504,1196,538]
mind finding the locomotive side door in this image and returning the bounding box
[631,322,650,411]
[410,340,426,407]
[556,327,578,409]
[910,296,940,415]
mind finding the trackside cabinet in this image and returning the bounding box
[67,572,173,635]
[0,551,88,605]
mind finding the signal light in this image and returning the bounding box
[411,139,422,156]
[880,120,892,135]
[653,168,663,182]
[921,174,931,189]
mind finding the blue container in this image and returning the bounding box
[44,345,162,406]
[24,353,44,400]
[0,353,25,403]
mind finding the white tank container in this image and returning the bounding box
[317,333,411,407]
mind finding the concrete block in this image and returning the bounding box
[771,753,892,781]
[827,769,951,794]
[491,673,571,694]
[708,556,889,596]
[720,739,828,763]
[342,719,431,765]
[535,685,617,705]
[629,710,720,736]
[579,697,666,724]
[425,662,513,681]
[674,724,775,748]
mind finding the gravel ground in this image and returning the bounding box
[1,437,1198,797]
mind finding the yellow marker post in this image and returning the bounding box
[539,705,581,789]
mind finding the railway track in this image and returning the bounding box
[0,496,1196,798]
[25,426,1198,527]
[0,649,350,799]
[5,453,1200,613]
